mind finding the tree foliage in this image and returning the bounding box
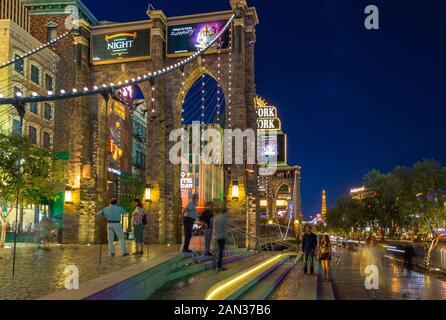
[0,132,64,246]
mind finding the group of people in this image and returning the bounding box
[97,194,228,272]
[182,193,229,272]
[301,225,332,281]
[96,198,147,257]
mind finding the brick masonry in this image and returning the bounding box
[25,0,260,247]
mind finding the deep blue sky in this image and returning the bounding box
[82,0,446,218]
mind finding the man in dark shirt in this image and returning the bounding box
[302,225,318,275]
[199,201,214,256]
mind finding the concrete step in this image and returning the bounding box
[239,260,296,300]
[205,253,298,300]
[168,250,254,282]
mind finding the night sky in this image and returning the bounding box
[82,0,446,218]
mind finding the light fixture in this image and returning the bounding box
[145,184,152,202]
[276,199,287,208]
[65,186,73,204]
[232,180,239,201]
[260,199,268,208]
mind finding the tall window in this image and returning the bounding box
[31,65,40,84]
[43,132,51,148]
[44,103,53,121]
[29,126,37,144]
[45,74,53,91]
[14,55,24,74]
[46,22,58,41]
[30,102,39,114]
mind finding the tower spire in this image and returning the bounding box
[321,190,327,221]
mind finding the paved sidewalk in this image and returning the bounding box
[332,246,446,300]
[0,238,203,300]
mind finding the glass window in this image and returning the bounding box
[31,65,40,84]
[45,74,53,91]
[47,27,57,41]
[43,132,51,148]
[30,102,39,114]
[29,126,37,144]
[14,55,24,74]
[44,103,52,121]
[12,119,21,134]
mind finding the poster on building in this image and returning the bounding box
[91,29,151,65]
[260,133,287,164]
[167,20,230,56]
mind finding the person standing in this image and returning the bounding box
[213,208,229,272]
[199,201,214,256]
[302,225,318,275]
[182,193,198,253]
[318,234,332,281]
[132,199,147,255]
[97,198,129,257]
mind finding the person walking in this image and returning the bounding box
[302,225,318,275]
[318,234,332,281]
[213,207,229,272]
[97,198,129,257]
[199,201,214,256]
[132,199,147,255]
[182,193,198,253]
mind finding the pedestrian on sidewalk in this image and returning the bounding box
[318,234,332,281]
[132,199,147,255]
[199,201,214,256]
[182,193,198,253]
[96,198,129,257]
[213,207,229,272]
[302,225,318,275]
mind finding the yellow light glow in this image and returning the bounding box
[232,182,239,200]
[145,186,151,202]
[276,199,287,207]
[64,190,73,204]
[260,199,268,207]
[268,219,274,225]
[294,220,300,225]
[205,254,284,300]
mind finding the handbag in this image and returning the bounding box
[142,214,148,225]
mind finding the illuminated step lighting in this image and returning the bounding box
[205,254,286,300]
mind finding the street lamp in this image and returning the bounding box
[145,184,152,202]
[232,180,239,201]
[64,186,73,204]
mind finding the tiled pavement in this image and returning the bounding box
[0,239,203,300]
[332,246,446,300]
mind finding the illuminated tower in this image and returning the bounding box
[321,190,327,221]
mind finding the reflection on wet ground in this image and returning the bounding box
[332,246,446,300]
[268,264,304,300]
[0,242,181,300]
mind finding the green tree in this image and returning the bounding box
[0,132,64,247]
[405,160,446,270]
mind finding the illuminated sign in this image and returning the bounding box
[259,133,287,164]
[167,20,230,57]
[180,171,194,189]
[256,106,281,131]
[350,187,366,194]
[91,29,151,65]
[276,200,288,208]
[260,199,268,208]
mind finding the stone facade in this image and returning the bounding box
[23,0,260,246]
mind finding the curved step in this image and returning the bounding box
[239,260,297,300]
[205,253,297,300]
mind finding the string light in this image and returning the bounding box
[228,21,233,129]
[216,49,222,124]
[150,79,156,113]
[0,31,71,70]
[0,15,235,104]
[181,68,186,123]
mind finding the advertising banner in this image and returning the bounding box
[91,29,151,65]
[167,20,230,56]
